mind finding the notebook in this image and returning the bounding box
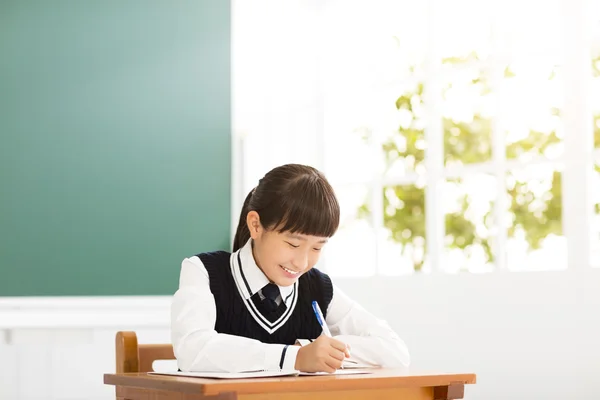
[150,360,373,379]
[299,369,373,376]
[149,370,299,379]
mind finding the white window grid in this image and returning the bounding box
[319,0,596,275]
[232,0,599,275]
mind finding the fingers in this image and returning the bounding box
[329,337,350,358]
[324,356,343,372]
[322,362,337,373]
[331,339,350,358]
[329,338,348,353]
[329,349,345,362]
[311,336,350,373]
[344,346,351,358]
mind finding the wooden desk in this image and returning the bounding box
[104,369,476,400]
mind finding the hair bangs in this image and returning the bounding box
[274,174,340,238]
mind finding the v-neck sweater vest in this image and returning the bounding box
[198,250,334,344]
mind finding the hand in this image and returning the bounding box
[294,335,351,373]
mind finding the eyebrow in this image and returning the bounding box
[286,234,328,244]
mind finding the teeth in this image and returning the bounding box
[281,266,299,275]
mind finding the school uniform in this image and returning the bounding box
[171,239,410,372]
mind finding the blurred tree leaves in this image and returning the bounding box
[357,54,600,271]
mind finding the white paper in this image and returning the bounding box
[150,359,374,379]
[298,369,373,376]
[151,359,373,371]
[148,370,299,379]
[342,359,377,369]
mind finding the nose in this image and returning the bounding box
[291,251,309,271]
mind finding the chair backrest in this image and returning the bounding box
[115,331,175,373]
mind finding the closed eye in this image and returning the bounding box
[285,241,299,248]
[313,248,322,252]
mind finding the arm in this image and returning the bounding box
[171,257,299,372]
[325,284,410,368]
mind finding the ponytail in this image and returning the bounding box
[232,189,254,251]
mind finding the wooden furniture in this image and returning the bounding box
[115,331,175,374]
[109,331,476,400]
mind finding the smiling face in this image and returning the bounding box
[246,211,328,286]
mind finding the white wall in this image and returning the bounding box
[0,298,171,400]
[336,269,600,399]
[1,269,598,399]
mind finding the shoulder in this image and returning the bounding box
[179,251,231,279]
[302,267,332,284]
[300,267,334,316]
[178,251,233,288]
[192,251,234,286]
[300,267,333,297]
[193,250,231,265]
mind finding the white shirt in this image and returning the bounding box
[171,239,410,372]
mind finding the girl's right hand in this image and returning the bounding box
[294,335,350,373]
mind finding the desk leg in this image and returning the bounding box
[116,385,237,400]
[434,383,465,400]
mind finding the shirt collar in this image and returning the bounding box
[237,238,294,302]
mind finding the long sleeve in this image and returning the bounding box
[325,284,410,368]
[170,257,299,372]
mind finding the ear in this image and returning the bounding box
[246,211,263,240]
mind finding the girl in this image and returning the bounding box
[171,164,410,373]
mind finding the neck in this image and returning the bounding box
[250,240,273,283]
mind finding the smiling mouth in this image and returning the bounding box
[279,265,300,275]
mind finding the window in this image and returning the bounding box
[592,0,600,267]
[319,0,592,275]
[233,0,595,275]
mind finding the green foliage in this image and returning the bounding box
[384,185,426,271]
[445,116,492,165]
[506,130,561,160]
[595,114,600,148]
[593,57,600,78]
[507,170,562,249]
[358,55,600,271]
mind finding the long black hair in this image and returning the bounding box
[232,164,340,251]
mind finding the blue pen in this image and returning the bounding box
[311,300,332,336]
[312,300,349,369]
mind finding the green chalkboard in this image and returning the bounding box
[0,1,231,296]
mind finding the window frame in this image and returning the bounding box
[320,0,595,274]
[232,0,596,274]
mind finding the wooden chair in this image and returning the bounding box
[115,331,175,373]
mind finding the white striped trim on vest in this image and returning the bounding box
[229,252,299,334]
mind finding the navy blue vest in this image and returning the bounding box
[198,251,333,345]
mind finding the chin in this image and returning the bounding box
[274,276,297,287]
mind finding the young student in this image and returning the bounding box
[171,164,410,373]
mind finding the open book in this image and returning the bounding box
[298,369,372,376]
[150,369,371,379]
[150,360,373,379]
[149,370,299,379]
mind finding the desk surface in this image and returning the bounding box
[104,369,476,396]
